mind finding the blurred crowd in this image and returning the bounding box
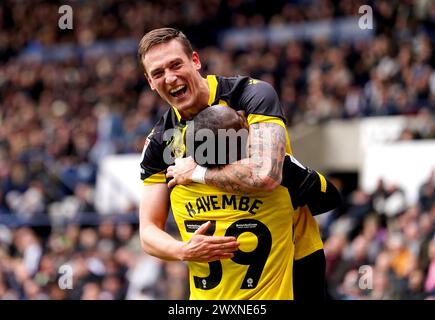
[0,219,189,300]
[0,0,434,299]
[319,171,435,299]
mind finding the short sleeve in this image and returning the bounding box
[139,122,168,185]
[239,79,286,122]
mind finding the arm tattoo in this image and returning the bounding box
[205,122,286,193]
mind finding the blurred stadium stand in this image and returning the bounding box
[0,0,434,300]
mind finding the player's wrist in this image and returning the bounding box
[191,164,207,184]
[175,240,188,261]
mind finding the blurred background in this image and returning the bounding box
[0,0,434,300]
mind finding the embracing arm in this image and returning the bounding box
[139,183,239,261]
[167,122,286,193]
[139,183,183,260]
[204,122,286,193]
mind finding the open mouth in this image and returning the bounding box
[169,85,187,98]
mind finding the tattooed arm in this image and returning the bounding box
[205,122,286,193]
[167,122,286,193]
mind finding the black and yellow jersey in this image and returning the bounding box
[140,75,286,181]
[140,75,324,262]
[171,182,295,299]
[169,154,340,300]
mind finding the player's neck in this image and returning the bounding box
[178,77,210,120]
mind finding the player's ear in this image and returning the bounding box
[145,74,156,91]
[237,110,248,129]
[192,51,201,70]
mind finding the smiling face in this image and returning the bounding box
[142,39,209,119]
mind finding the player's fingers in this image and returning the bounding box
[207,253,234,262]
[194,221,211,235]
[167,178,176,189]
[214,242,239,251]
[207,236,238,244]
[166,171,174,179]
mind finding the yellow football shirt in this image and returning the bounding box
[170,183,295,300]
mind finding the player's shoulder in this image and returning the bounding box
[148,107,178,141]
[218,75,273,91]
[217,75,277,105]
[217,75,249,96]
[242,77,277,98]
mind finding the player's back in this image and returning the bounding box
[170,183,295,300]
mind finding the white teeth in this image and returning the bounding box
[170,85,185,94]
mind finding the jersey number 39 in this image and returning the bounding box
[184,219,272,290]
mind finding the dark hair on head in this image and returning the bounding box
[138,27,193,73]
[186,105,248,167]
